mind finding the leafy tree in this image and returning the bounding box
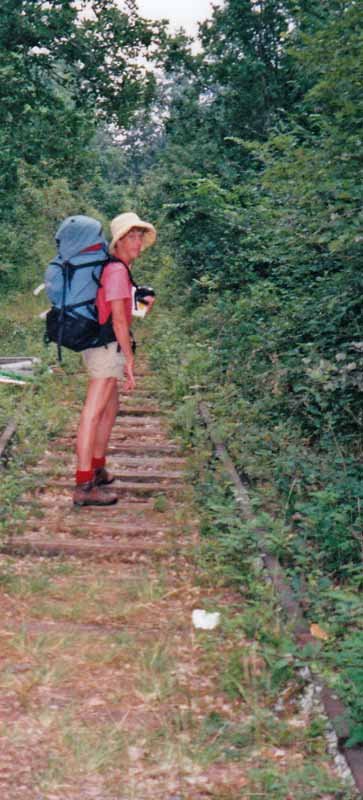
[0,0,163,210]
[198,0,298,143]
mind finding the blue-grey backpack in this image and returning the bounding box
[44,215,115,361]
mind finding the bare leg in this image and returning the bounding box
[76,377,118,471]
[93,381,118,460]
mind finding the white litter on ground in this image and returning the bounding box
[192,609,221,630]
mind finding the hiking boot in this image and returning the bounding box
[73,481,118,507]
[94,467,115,486]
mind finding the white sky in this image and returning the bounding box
[136,0,215,36]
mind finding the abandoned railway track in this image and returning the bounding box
[0,361,361,799]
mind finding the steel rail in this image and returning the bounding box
[199,400,363,796]
[0,419,17,463]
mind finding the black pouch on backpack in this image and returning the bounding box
[45,307,116,353]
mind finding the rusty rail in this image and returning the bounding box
[199,400,363,796]
[0,419,17,463]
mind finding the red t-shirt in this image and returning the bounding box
[96,261,132,327]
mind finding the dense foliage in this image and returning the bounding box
[126,0,363,582]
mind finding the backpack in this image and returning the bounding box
[44,215,116,361]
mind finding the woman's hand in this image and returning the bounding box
[124,358,135,392]
[144,295,156,314]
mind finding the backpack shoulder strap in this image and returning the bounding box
[110,257,139,289]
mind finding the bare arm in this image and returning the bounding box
[111,299,135,391]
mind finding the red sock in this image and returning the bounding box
[92,456,106,470]
[76,470,94,485]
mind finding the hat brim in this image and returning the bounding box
[109,222,156,255]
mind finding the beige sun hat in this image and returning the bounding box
[109,212,156,255]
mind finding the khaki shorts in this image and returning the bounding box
[82,341,125,380]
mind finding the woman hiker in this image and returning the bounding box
[73,212,156,507]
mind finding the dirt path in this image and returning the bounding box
[0,363,354,800]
